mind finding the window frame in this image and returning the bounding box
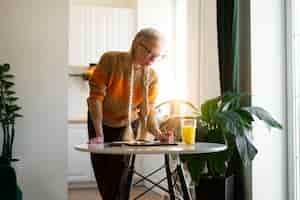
[286,0,299,200]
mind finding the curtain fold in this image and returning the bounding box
[216,1,244,200]
[217,0,240,94]
[198,0,221,105]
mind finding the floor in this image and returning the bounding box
[68,186,164,200]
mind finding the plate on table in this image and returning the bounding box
[109,141,127,147]
[125,140,178,146]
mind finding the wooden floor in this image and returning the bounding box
[68,186,165,200]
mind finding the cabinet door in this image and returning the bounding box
[69,5,136,65]
[68,124,92,183]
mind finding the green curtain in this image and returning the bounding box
[217,0,240,94]
[217,0,244,200]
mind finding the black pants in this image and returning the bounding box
[87,113,138,200]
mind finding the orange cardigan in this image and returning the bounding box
[88,51,159,128]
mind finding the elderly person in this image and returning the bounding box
[87,28,170,200]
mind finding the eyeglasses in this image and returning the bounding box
[139,43,166,61]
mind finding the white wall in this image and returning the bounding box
[186,0,201,104]
[198,0,220,104]
[251,0,287,200]
[137,0,177,103]
[71,0,137,9]
[0,1,69,200]
[186,0,220,105]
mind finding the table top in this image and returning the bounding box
[75,142,227,155]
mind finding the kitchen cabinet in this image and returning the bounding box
[68,123,94,183]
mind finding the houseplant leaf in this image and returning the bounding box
[0,74,15,80]
[5,91,16,96]
[186,156,206,184]
[5,105,21,113]
[185,92,282,188]
[12,113,23,118]
[242,107,283,129]
[236,109,254,129]
[5,97,19,102]
[0,63,10,73]
[221,92,248,111]
[1,80,14,88]
[0,63,22,162]
[235,133,258,165]
[200,97,220,123]
[214,111,245,136]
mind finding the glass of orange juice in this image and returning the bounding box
[181,118,197,144]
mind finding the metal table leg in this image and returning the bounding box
[124,154,136,200]
[123,154,191,200]
[165,154,176,200]
[176,157,192,200]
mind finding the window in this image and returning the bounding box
[295,0,300,198]
[287,0,300,200]
[136,0,188,102]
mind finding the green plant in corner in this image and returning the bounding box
[0,63,22,163]
[181,92,283,184]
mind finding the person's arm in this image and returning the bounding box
[87,98,104,140]
[87,53,111,143]
[146,70,174,142]
[146,70,162,138]
[147,109,161,138]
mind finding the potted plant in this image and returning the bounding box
[181,92,282,200]
[0,63,23,199]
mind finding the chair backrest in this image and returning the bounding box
[155,99,198,140]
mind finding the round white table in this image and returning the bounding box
[75,142,227,200]
[75,142,227,155]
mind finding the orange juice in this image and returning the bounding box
[182,125,196,144]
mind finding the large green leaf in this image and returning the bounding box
[0,74,15,79]
[242,107,282,129]
[12,113,23,118]
[5,105,21,113]
[5,97,19,102]
[236,109,254,129]
[186,157,206,184]
[5,90,16,96]
[221,92,249,111]
[206,135,234,176]
[200,97,220,123]
[1,80,14,88]
[208,157,227,176]
[198,129,233,177]
[7,113,23,120]
[235,134,258,165]
[0,63,10,73]
[222,91,249,100]
[180,154,193,163]
[214,111,245,136]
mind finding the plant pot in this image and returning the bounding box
[195,175,234,200]
[0,157,22,200]
[0,156,10,165]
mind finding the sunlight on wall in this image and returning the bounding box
[137,0,188,103]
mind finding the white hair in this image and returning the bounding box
[130,27,165,54]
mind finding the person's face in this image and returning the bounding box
[134,38,165,66]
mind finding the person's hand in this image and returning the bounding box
[158,130,174,143]
[87,136,104,144]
